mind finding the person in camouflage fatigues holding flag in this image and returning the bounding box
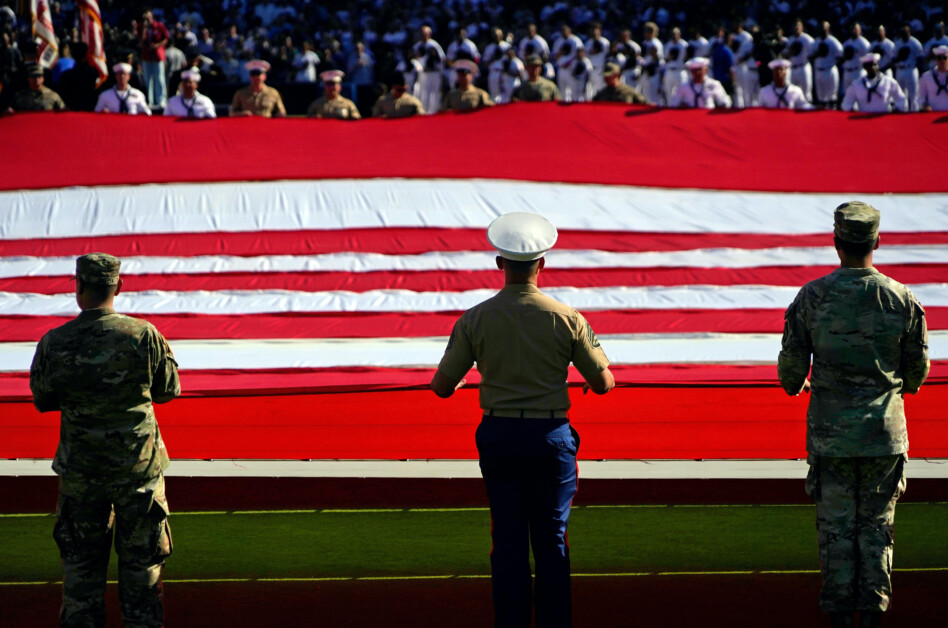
[30,253,180,628]
[778,203,930,628]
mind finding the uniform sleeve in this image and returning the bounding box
[29,335,60,412]
[901,292,930,394]
[890,79,908,112]
[918,75,932,108]
[349,102,362,119]
[306,100,320,117]
[841,83,857,111]
[436,316,475,381]
[148,327,181,404]
[94,92,108,113]
[230,91,243,113]
[777,289,812,395]
[714,83,732,108]
[571,313,610,381]
[273,91,287,116]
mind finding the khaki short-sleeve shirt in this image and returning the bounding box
[230,85,286,117]
[437,283,610,411]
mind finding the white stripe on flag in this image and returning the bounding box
[4,284,948,316]
[5,246,948,278]
[2,331,947,371]
[2,179,947,240]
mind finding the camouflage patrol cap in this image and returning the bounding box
[26,64,44,78]
[603,62,621,77]
[525,55,544,66]
[74,253,121,285]
[834,201,880,243]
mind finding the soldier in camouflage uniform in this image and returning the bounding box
[592,62,649,103]
[306,69,362,119]
[778,203,929,628]
[442,59,494,112]
[11,63,66,111]
[371,73,425,118]
[30,253,180,628]
[513,55,561,102]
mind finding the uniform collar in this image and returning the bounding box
[833,266,878,277]
[501,283,541,294]
[78,306,116,320]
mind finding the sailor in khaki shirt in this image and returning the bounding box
[431,212,613,628]
[230,60,286,117]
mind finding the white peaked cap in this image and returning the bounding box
[768,58,791,69]
[933,45,948,56]
[112,62,133,74]
[487,212,558,261]
[860,52,881,64]
[685,57,710,69]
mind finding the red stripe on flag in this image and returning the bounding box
[3,385,946,459]
[4,264,945,295]
[4,307,948,342]
[5,228,948,258]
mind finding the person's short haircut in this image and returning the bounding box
[834,235,876,257]
[504,258,541,274]
[80,279,117,302]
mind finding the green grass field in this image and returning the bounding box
[3,504,947,583]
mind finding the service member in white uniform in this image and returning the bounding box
[636,22,664,105]
[871,26,896,76]
[923,22,948,69]
[662,27,688,106]
[732,22,758,107]
[552,24,585,102]
[585,23,610,94]
[95,63,151,115]
[163,68,216,118]
[784,19,815,101]
[412,25,446,114]
[758,59,811,109]
[840,24,871,94]
[919,45,948,111]
[893,26,924,111]
[670,57,731,108]
[841,53,907,112]
[811,22,844,108]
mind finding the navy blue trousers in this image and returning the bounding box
[475,417,579,628]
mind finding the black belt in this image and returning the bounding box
[486,409,569,419]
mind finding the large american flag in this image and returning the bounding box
[1,107,945,461]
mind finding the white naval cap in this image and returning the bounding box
[112,62,133,74]
[453,59,479,75]
[487,212,558,261]
[768,58,791,69]
[245,59,271,72]
[860,52,881,65]
[320,69,345,83]
[180,68,201,82]
[685,57,710,70]
[934,45,948,56]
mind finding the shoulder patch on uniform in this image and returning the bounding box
[585,321,601,348]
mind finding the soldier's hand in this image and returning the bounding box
[582,382,591,394]
[799,379,811,395]
[454,379,466,391]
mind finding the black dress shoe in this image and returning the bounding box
[830,611,854,628]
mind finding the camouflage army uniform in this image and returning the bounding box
[443,85,495,111]
[12,85,67,111]
[306,95,362,119]
[30,253,180,628]
[371,91,425,118]
[513,77,561,101]
[230,84,286,117]
[778,203,929,617]
[592,82,649,104]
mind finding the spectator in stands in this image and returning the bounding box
[442,59,494,111]
[137,9,170,108]
[841,52,907,112]
[758,58,811,108]
[0,30,24,111]
[293,40,320,82]
[592,61,648,103]
[95,62,151,115]
[513,55,561,101]
[710,28,736,96]
[670,56,732,108]
[811,21,844,108]
[412,25,445,114]
[9,63,66,112]
[785,18,814,102]
[306,69,361,119]
[372,71,425,118]
[919,44,948,110]
[55,42,99,112]
[893,25,923,111]
[50,41,75,84]
[230,59,285,117]
[347,42,374,86]
[164,68,216,118]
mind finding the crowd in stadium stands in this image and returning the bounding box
[2,0,947,117]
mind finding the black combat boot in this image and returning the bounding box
[859,611,883,627]
[829,611,854,628]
